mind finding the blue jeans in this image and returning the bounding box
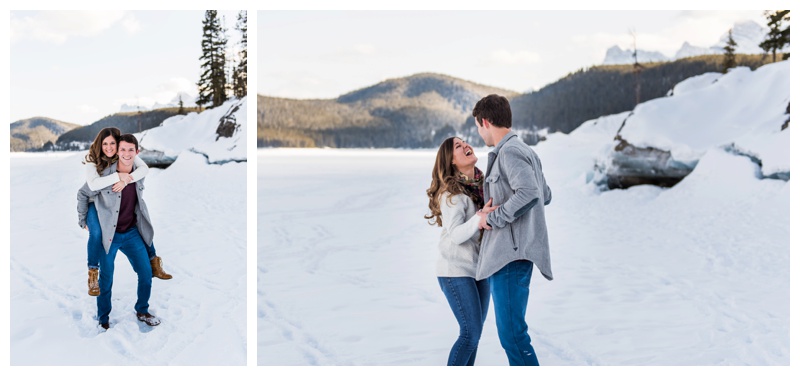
[488,260,540,366]
[438,277,490,366]
[86,203,103,270]
[87,203,157,270]
[97,228,153,325]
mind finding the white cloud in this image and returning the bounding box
[11,11,128,44]
[153,77,197,104]
[156,77,197,94]
[121,15,141,34]
[262,71,347,99]
[78,105,101,120]
[353,44,376,55]
[320,43,379,62]
[488,49,541,65]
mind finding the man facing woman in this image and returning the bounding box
[426,94,553,366]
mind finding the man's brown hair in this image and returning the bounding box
[119,133,139,150]
[472,94,512,129]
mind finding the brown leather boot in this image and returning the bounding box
[150,256,173,280]
[88,269,100,296]
[137,312,161,326]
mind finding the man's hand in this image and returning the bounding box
[477,198,498,230]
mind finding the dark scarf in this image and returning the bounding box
[457,166,484,209]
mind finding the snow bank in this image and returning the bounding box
[618,61,789,171]
[136,97,247,163]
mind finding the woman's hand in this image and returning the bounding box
[118,172,133,184]
[477,198,499,230]
[112,180,127,192]
[482,198,498,213]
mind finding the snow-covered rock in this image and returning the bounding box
[135,96,247,165]
[591,61,789,188]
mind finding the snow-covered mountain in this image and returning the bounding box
[709,20,769,54]
[119,92,197,113]
[602,45,669,65]
[673,41,714,59]
[604,20,770,65]
[675,20,769,58]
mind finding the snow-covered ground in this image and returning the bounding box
[9,99,247,365]
[257,64,790,365]
[257,140,788,366]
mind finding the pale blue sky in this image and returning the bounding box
[258,10,765,99]
[10,10,243,125]
[1,8,779,124]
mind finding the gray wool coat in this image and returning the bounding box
[476,131,553,281]
[77,162,154,252]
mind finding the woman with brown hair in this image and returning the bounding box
[425,136,497,366]
[81,127,171,297]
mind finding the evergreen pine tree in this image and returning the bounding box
[780,12,790,60]
[232,10,248,98]
[722,29,738,73]
[759,10,790,63]
[197,10,229,108]
[178,96,185,115]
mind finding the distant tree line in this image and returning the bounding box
[504,54,773,136]
[55,107,200,147]
[257,55,776,149]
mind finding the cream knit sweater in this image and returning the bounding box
[436,192,481,278]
